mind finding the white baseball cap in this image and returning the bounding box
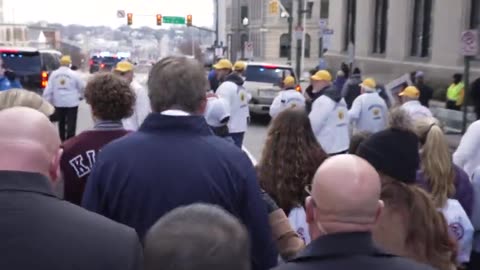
[205,97,230,127]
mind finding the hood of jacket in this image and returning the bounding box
[224,72,244,86]
[323,85,342,103]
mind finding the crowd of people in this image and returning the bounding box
[1,53,480,270]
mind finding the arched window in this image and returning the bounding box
[240,34,248,58]
[279,34,290,58]
[304,34,311,58]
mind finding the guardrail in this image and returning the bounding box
[430,107,476,134]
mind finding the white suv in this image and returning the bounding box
[243,62,299,115]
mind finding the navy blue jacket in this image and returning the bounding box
[82,113,278,270]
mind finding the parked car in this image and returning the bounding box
[89,55,123,73]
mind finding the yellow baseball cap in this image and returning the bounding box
[359,78,377,90]
[283,76,295,87]
[115,61,134,72]
[233,61,246,71]
[60,56,72,65]
[311,70,332,82]
[398,86,420,98]
[213,59,233,70]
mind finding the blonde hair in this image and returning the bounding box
[414,117,455,208]
[0,89,55,117]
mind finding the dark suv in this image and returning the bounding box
[0,47,60,93]
[89,56,123,73]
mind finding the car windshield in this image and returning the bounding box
[1,51,41,73]
[245,65,295,84]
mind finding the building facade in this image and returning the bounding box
[226,0,480,83]
[0,24,28,46]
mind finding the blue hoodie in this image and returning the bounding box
[0,77,12,91]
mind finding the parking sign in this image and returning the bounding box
[461,30,479,56]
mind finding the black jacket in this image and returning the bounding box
[0,171,143,270]
[224,72,245,86]
[274,232,436,270]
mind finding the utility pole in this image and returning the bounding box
[215,0,219,44]
[295,0,303,78]
[463,56,471,133]
[287,16,293,64]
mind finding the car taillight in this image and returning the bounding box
[89,60,93,66]
[296,85,302,92]
[41,71,48,88]
[100,63,105,68]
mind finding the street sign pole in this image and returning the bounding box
[463,56,471,133]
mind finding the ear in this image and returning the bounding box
[374,199,384,224]
[49,148,64,182]
[305,196,315,224]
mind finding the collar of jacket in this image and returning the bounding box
[94,120,124,130]
[139,113,212,135]
[0,171,56,198]
[291,232,392,262]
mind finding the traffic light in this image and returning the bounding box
[269,0,279,14]
[127,13,133,25]
[156,14,162,26]
[186,14,192,26]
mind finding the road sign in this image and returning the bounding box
[322,28,334,35]
[461,30,479,56]
[245,41,253,59]
[117,10,126,18]
[295,26,303,40]
[163,16,186,25]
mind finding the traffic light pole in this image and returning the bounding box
[295,0,303,78]
[287,17,293,64]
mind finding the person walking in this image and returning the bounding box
[415,71,434,107]
[342,67,362,109]
[211,59,233,92]
[446,73,464,111]
[269,76,305,118]
[333,70,347,94]
[113,61,151,131]
[82,56,277,270]
[349,78,388,133]
[61,73,135,205]
[274,154,435,270]
[43,55,85,141]
[399,86,433,119]
[309,70,350,155]
[216,61,250,147]
[0,107,142,270]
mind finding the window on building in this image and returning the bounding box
[304,34,311,58]
[306,2,314,19]
[372,0,388,54]
[320,0,329,19]
[6,29,11,41]
[410,0,432,58]
[279,34,291,58]
[471,0,480,28]
[240,5,248,24]
[343,0,356,51]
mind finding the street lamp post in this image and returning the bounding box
[242,17,250,60]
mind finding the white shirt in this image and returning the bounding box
[453,120,480,178]
[42,67,85,107]
[309,95,350,154]
[122,80,151,131]
[401,100,433,119]
[216,81,249,133]
[269,89,306,118]
[349,91,388,133]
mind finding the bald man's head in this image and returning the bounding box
[0,107,62,180]
[305,155,383,238]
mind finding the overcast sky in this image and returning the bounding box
[3,0,214,28]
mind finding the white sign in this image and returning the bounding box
[295,26,303,40]
[322,34,332,50]
[244,42,253,59]
[215,47,224,57]
[117,10,126,18]
[319,19,328,30]
[385,73,414,106]
[461,30,479,56]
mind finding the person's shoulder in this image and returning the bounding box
[62,131,95,152]
[381,256,437,270]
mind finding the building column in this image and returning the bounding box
[328,0,347,54]
[430,0,467,67]
[355,0,375,57]
[385,0,409,60]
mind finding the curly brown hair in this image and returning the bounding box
[85,73,136,121]
[257,109,327,214]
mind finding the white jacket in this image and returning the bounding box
[216,81,249,133]
[401,100,433,119]
[454,120,480,178]
[309,95,350,154]
[269,89,306,118]
[349,91,388,133]
[43,67,85,108]
[122,80,151,131]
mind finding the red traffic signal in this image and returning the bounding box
[156,14,162,26]
[186,14,192,26]
[127,13,133,25]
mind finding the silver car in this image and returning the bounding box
[243,62,299,115]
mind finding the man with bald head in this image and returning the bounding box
[274,155,434,270]
[0,107,143,270]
